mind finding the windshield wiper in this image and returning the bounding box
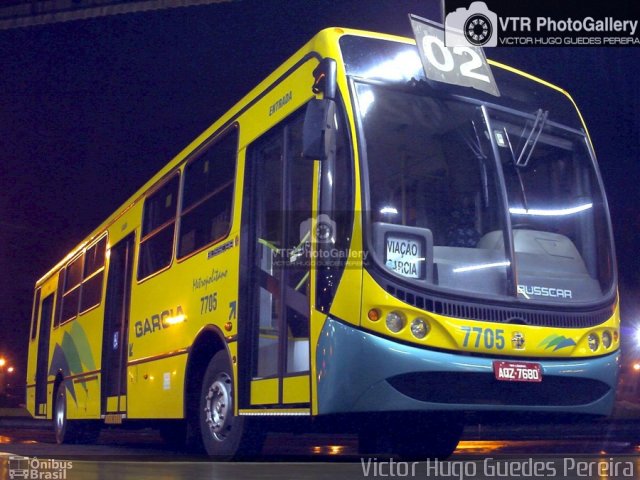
[515,108,548,167]
[499,109,549,210]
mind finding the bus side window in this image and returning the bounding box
[178,127,238,258]
[80,236,107,312]
[59,253,84,324]
[138,174,180,280]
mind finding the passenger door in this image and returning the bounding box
[240,108,314,407]
[34,293,54,417]
[101,233,134,416]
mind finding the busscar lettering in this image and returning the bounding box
[135,305,185,338]
[517,284,573,299]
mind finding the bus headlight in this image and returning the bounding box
[386,311,406,333]
[588,333,600,352]
[602,330,612,349]
[410,318,429,339]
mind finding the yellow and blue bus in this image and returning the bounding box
[26,23,619,459]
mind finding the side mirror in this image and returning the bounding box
[302,99,336,161]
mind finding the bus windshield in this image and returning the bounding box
[355,80,615,305]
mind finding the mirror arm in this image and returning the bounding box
[312,58,337,100]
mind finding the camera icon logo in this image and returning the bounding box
[300,214,336,244]
[445,1,498,47]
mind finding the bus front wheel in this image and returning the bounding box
[198,351,264,459]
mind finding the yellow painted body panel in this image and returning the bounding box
[67,374,101,419]
[25,385,35,416]
[282,375,310,404]
[308,162,323,415]
[106,396,118,413]
[62,312,104,420]
[250,378,279,405]
[127,354,187,419]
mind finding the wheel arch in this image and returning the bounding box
[183,324,231,420]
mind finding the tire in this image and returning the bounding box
[199,351,264,459]
[53,385,76,444]
[53,385,100,444]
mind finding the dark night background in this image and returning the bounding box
[0,0,638,383]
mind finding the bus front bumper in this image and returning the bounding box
[316,318,619,416]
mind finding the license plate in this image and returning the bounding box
[493,361,542,383]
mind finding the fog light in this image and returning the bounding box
[588,333,600,352]
[411,318,429,339]
[602,330,612,349]
[386,311,406,333]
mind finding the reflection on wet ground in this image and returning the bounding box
[0,425,639,459]
[0,425,639,480]
[455,439,637,456]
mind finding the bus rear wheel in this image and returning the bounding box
[198,351,264,459]
[53,385,69,444]
[53,385,101,445]
[53,385,81,444]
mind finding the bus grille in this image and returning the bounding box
[386,285,613,328]
[388,372,610,406]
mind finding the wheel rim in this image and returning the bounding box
[203,373,232,442]
[54,389,66,440]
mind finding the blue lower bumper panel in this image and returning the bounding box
[317,318,618,416]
